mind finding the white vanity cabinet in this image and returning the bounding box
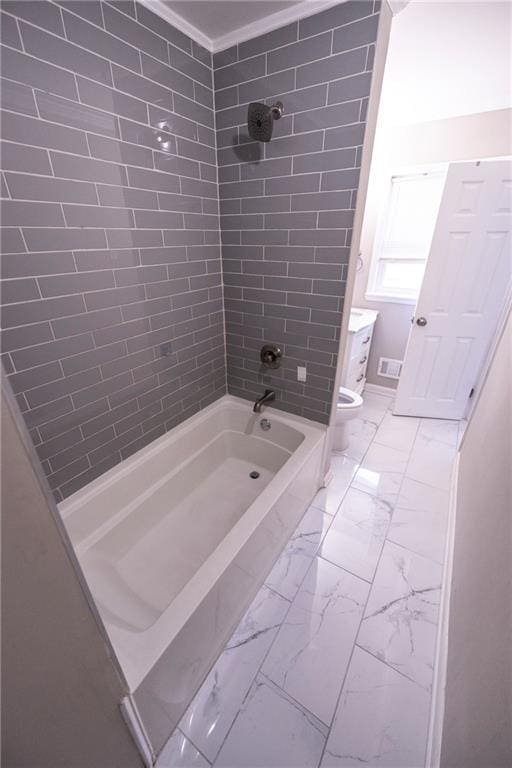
[341,308,379,394]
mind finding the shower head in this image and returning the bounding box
[247,101,284,143]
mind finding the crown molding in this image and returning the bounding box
[137,0,214,51]
[137,0,385,55]
[137,0,406,54]
[212,0,350,53]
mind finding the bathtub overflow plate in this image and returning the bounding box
[260,418,271,431]
[249,470,260,479]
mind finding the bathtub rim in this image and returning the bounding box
[59,394,323,520]
[58,394,326,690]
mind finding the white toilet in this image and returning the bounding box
[332,386,363,452]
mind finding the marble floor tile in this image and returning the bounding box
[359,395,393,427]
[265,546,316,602]
[406,433,456,491]
[387,395,396,411]
[418,418,459,446]
[335,417,377,462]
[351,467,403,505]
[156,729,210,768]
[265,505,333,601]
[312,456,359,515]
[362,392,394,412]
[180,586,289,762]
[388,478,450,563]
[214,675,328,768]
[289,504,334,554]
[320,488,394,582]
[357,541,442,690]
[321,647,430,768]
[374,412,420,453]
[262,557,369,725]
[361,442,410,474]
[158,398,459,768]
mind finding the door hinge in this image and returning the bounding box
[469,387,475,398]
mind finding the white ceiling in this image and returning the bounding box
[166,2,299,42]
[379,0,512,125]
[140,0,352,52]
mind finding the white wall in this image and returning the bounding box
[440,311,512,767]
[1,380,143,768]
[351,0,512,389]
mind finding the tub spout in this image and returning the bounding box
[253,389,275,413]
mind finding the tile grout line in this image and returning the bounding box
[314,401,417,767]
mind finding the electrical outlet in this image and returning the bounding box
[297,366,307,382]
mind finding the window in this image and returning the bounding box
[367,167,447,303]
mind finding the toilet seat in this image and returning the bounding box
[337,386,363,410]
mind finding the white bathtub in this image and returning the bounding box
[59,395,325,754]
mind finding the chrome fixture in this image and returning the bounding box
[416,316,428,326]
[260,343,282,369]
[247,101,284,142]
[253,389,275,413]
[260,418,271,432]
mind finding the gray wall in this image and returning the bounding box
[0,0,225,501]
[440,311,512,768]
[1,0,382,500]
[1,377,143,768]
[214,0,381,423]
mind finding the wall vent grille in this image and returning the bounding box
[378,357,403,380]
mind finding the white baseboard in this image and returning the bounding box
[425,453,459,767]
[121,695,154,768]
[322,468,334,488]
[363,382,396,397]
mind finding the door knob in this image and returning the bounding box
[416,317,428,327]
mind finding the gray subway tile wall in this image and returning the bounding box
[215,0,380,422]
[1,0,380,501]
[0,0,225,501]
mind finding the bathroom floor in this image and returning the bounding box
[157,390,462,768]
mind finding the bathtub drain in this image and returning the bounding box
[249,470,260,479]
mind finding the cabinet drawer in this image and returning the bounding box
[346,368,366,392]
[351,327,373,360]
[347,357,368,390]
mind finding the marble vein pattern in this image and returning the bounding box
[361,442,410,475]
[180,586,289,762]
[320,487,394,582]
[156,729,210,768]
[388,477,449,563]
[339,417,378,462]
[374,412,420,453]
[159,389,459,768]
[417,418,459,447]
[359,392,394,426]
[262,556,369,725]
[321,647,431,768]
[311,455,359,515]
[357,540,443,690]
[265,505,333,600]
[405,431,456,491]
[214,675,328,768]
[351,467,403,504]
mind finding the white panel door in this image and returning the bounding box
[394,160,512,419]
